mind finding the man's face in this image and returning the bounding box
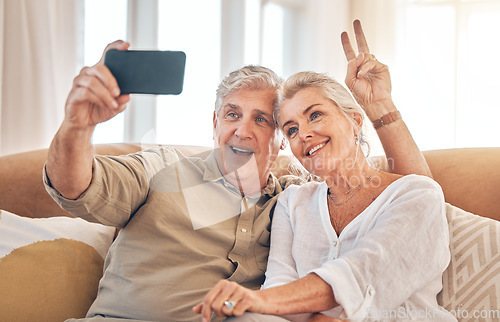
[213,88,282,194]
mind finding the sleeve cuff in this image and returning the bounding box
[42,159,106,223]
[310,258,375,320]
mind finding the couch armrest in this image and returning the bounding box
[0,144,142,218]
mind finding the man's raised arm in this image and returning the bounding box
[46,40,131,199]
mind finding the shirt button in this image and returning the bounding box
[369,288,374,296]
[241,228,247,233]
[333,241,338,247]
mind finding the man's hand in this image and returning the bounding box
[64,40,131,129]
[47,40,132,200]
[193,280,266,321]
[341,20,394,121]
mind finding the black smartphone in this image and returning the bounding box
[104,49,186,95]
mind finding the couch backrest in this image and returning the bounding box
[1,145,498,221]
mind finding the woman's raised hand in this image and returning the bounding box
[341,20,394,120]
[63,40,131,129]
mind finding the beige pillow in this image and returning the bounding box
[438,204,500,321]
[0,210,115,321]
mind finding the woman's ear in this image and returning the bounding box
[353,112,363,128]
[351,112,364,136]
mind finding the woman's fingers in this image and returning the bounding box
[199,283,221,320]
[212,281,243,317]
[341,31,356,61]
[357,57,378,79]
[220,286,249,317]
[346,52,380,82]
[345,53,366,87]
[199,280,234,319]
[196,280,257,320]
[231,291,255,316]
[342,20,370,62]
[353,19,370,53]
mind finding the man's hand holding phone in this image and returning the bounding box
[48,40,132,201]
[64,40,131,130]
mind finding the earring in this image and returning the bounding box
[354,135,359,145]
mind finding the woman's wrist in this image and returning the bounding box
[253,289,279,315]
[363,98,397,121]
[255,275,337,316]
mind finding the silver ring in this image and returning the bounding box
[224,300,235,309]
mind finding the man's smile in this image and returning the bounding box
[230,145,255,156]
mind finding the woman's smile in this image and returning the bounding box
[305,139,329,157]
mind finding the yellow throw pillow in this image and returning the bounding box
[0,210,115,321]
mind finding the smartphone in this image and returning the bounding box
[104,49,186,95]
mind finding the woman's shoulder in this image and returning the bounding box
[390,174,442,192]
[278,180,325,204]
[380,174,444,207]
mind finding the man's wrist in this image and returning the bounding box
[58,121,95,143]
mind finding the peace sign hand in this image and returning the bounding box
[341,20,395,121]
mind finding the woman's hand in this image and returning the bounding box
[193,280,266,321]
[341,20,394,121]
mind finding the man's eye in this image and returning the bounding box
[227,112,238,118]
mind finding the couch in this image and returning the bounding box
[0,144,499,321]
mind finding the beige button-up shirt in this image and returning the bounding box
[44,147,299,321]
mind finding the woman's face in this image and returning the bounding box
[279,87,360,177]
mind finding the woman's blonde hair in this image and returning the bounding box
[277,71,364,135]
[277,71,370,179]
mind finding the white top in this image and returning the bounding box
[262,175,456,321]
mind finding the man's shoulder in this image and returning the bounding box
[277,174,307,191]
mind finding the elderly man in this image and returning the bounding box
[45,23,430,321]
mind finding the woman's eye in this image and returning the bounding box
[256,116,266,123]
[311,112,321,121]
[287,127,298,137]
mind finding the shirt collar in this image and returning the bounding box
[201,150,278,198]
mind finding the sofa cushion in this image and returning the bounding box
[438,204,500,321]
[0,210,115,321]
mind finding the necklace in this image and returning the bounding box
[327,168,380,206]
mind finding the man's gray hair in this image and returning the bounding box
[214,65,283,120]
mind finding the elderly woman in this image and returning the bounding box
[195,21,455,322]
